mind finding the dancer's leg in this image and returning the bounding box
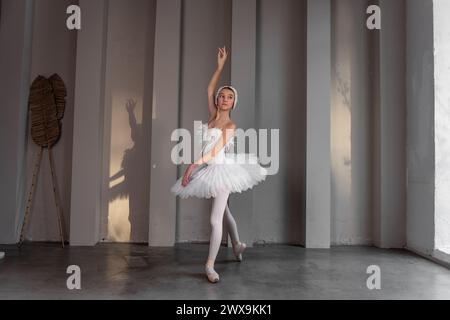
[224,204,240,245]
[206,189,230,265]
[205,190,230,284]
[224,204,246,261]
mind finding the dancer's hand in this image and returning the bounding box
[182,164,199,187]
[217,46,228,70]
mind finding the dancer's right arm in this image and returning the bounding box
[207,47,228,119]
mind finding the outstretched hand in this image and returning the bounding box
[217,46,228,69]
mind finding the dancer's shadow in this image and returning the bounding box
[108,99,150,243]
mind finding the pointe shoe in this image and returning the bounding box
[205,266,220,283]
[233,242,246,262]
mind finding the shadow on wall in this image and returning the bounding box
[107,99,150,243]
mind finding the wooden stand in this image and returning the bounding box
[19,147,65,248]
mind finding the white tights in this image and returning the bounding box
[207,189,240,264]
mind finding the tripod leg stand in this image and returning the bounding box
[19,147,43,247]
[48,147,65,248]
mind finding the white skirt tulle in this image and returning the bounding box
[171,153,268,199]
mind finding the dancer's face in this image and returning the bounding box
[217,89,235,111]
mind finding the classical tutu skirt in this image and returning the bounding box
[171,153,267,199]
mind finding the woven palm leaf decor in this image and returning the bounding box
[19,74,67,248]
[28,75,61,147]
[49,73,67,121]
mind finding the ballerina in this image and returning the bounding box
[171,46,267,283]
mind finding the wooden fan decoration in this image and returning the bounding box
[19,74,67,248]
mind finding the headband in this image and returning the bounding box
[215,86,238,109]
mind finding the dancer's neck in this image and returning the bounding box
[215,109,231,122]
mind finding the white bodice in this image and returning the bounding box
[197,123,234,164]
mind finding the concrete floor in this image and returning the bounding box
[0,243,449,299]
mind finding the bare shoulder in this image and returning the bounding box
[223,121,236,131]
[222,122,236,140]
[222,121,236,135]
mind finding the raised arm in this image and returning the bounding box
[207,47,228,119]
[126,99,137,129]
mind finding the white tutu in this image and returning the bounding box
[171,123,267,199]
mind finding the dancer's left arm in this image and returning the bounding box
[194,123,236,165]
[181,124,236,187]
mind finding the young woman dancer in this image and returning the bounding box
[171,47,267,283]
